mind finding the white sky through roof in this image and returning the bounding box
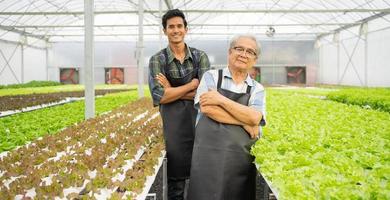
[0,0,389,42]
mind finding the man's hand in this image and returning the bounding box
[243,125,259,139]
[156,73,199,90]
[189,78,199,90]
[199,89,226,106]
[156,73,171,88]
[181,90,196,100]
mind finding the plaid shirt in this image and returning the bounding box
[148,44,210,106]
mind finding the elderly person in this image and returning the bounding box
[188,35,266,200]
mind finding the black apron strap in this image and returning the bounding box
[189,47,199,78]
[217,69,223,89]
[246,84,252,94]
[217,69,252,94]
[162,48,170,78]
[162,47,199,81]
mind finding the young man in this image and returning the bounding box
[148,9,210,200]
[188,35,266,200]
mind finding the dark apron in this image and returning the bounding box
[160,49,198,178]
[188,69,257,200]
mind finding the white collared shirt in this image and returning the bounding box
[194,68,266,136]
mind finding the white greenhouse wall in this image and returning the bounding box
[319,17,390,87]
[0,40,47,85]
[48,40,317,85]
[319,43,337,84]
[24,47,47,82]
[367,28,390,86]
[48,42,140,85]
[339,37,365,86]
[0,42,22,85]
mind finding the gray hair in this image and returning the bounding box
[229,34,261,57]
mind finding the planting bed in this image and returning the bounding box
[1,86,387,200]
[252,89,390,199]
[326,88,390,113]
[0,98,164,199]
[0,89,132,113]
[0,91,139,152]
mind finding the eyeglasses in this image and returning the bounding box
[232,46,257,59]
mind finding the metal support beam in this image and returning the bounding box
[159,0,163,50]
[0,38,46,50]
[2,23,360,28]
[137,0,145,98]
[0,45,21,84]
[46,45,49,81]
[0,8,389,15]
[28,32,326,37]
[84,0,95,119]
[21,44,24,83]
[337,38,340,84]
[363,23,368,87]
[333,32,340,83]
[0,26,47,40]
[271,39,275,84]
[164,0,173,10]
[338,37,364,86]
[318,12,389,39]
[315,37,322,84]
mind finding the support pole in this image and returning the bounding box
[271,39,275,84]
[21,44,24,83]
[137,0,145,98]
[84,0,95,119]
[364,24,368,87]
[46,43,49,81]
[335,33,340,84]
[159,0,163,50]
[319,44,323,84]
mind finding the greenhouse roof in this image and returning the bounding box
[0,0,390,42]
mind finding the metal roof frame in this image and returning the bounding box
[0,0,389,42]
[1,8,389,15]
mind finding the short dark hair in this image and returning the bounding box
[162,9,187,29]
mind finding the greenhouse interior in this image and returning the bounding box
[0,0,389,199]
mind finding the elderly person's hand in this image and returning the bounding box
[243,125,259,139]
[199,89,226,106]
